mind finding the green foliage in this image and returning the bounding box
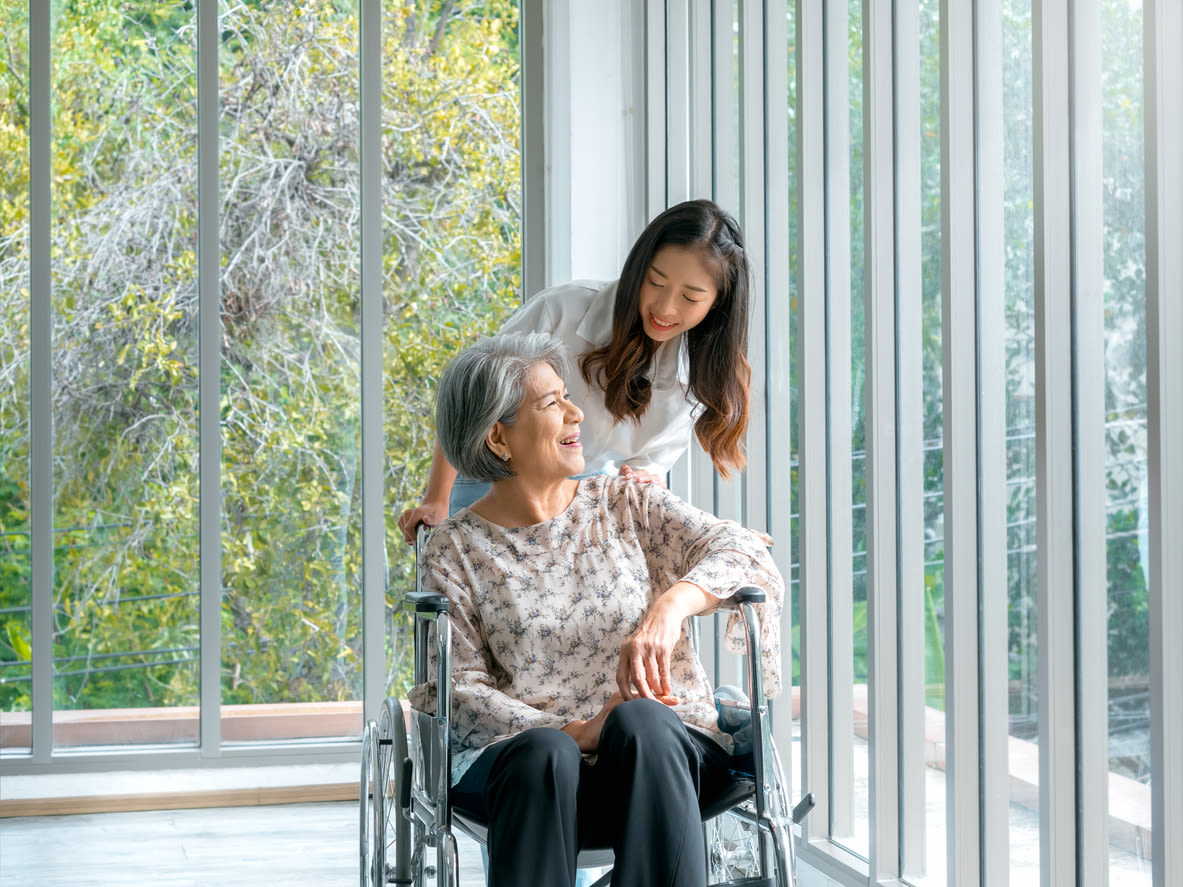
[0,0,521,712]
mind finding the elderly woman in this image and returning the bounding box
[408,331,784,887]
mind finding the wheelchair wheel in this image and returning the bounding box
[360,719,382,886]
[381,697,414,885]
[361,700,412,886]
[705,802,762,882]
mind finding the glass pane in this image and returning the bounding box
[1101,0,1151,880]
[381,2,523,699]
[848,0,871,859]
[50,1,200,748]
[217,1,362,742]
[1002,0,1040,878]
[0,2,31,754]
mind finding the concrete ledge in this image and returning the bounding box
[0,762,358,818]
[1,701,364,748]
[851,684,1153,859]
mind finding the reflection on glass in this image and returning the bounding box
[1002,0,1040,878]
[218,2,363,741]
[48,1,199,748]
[0,2,31,754]
[1102,0,1151,880]
[382,5,523,700]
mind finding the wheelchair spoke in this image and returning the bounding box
[706,804,763,881]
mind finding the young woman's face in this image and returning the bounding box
[489,362,585,483]
[637,244,719,343]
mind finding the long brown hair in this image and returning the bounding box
[580,199,751,477]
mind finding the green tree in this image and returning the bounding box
[0,0,521,712]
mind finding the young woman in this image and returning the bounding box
[398,198,752,543]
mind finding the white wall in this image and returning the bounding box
[541,0,648,288]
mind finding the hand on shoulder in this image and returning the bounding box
[618,464,666,488]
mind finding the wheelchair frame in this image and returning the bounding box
[362,526,814,886]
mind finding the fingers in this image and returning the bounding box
[617,635,675,701]
[619,464,659,485]
[397,506,440,544]
[617,649,652,700]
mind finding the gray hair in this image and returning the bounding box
[435,331,573,482]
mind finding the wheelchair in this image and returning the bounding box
[361,526,815,886]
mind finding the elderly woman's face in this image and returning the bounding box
[491,362,585,482]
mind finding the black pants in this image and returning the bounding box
[451,698,733,887]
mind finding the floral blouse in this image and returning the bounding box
[407,474,784,784]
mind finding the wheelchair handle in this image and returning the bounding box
[732,585,766,603]
[406,591,450,614]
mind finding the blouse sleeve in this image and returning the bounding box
[628,480,786,698]
[496,287,561,337]
[406,533,569,750]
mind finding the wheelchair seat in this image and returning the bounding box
[361,527,814,887]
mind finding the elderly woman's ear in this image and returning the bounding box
[485,423,510,464]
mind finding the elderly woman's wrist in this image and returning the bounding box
[659,580,710,619]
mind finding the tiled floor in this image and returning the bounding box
[0,801,488,887]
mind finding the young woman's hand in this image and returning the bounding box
[397,502,447,544]
[619,464,666,488]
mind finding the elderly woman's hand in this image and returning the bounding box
[617,581,713,701]
[562,691,624,753]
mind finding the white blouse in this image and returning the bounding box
[497,280,699,477]
[408,475,784,784]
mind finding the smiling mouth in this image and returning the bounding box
[649,314,676,330]
[560,434,581,446]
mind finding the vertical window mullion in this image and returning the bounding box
[712,0,740,233]
[863,0,902,876]
[29,0,52,765]
[795,0,832,846]
[197,0,222,758]
[824,0,855,842]
[1033,0,1078,882]
[646,0,668,219]
[690,0,718,517]
[664,0,696,505]
[359,0,384,726]
[708,0,742,524]
[941,0,982,883]
[763,0,794,753]
[974,0,1010,882]
[1068,0,1109,883]
[666,0,692,203]
[520,0,547,298]
[893,0,926,874]
[1144,2,1183,885]
[738,0,767,534]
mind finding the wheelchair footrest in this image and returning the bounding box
[708,878,774,887]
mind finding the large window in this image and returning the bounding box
[694,1,1179,885]
[1,0,520,763]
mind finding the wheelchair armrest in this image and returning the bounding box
[731,585,765,604]
[406,591,450,614]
